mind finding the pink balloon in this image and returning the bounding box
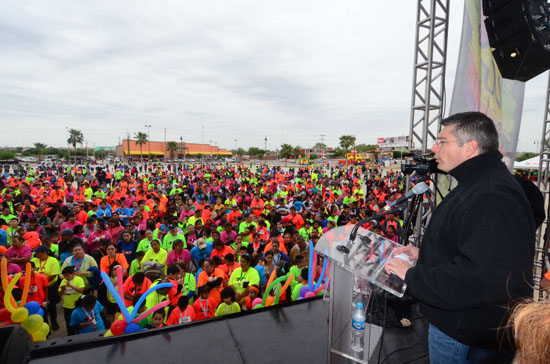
[131,300,170,324]
[314,284,325,295]
[252,298,263,307]
[304,291,316,298]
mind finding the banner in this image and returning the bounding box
[449,0,525,168]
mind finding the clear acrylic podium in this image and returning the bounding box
[315,225,407,364]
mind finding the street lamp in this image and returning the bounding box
[209,140,213,158]
[145,124,151,159]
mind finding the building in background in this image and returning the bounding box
[115,140,232,159]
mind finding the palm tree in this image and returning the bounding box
[166,141,178,160]
[134,131,148,163]
[67,129,84,163]
[34,142,47,163]
[339,135,356,154]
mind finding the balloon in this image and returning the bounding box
[116,266,125,300]
[0,307,11,322]
[31,331,46,342]
[266,269,277,291]
[299,286,310,299]
[308,242,315,291]
[0,320,14,327]
[21,314,44,333]
[273,283,282,305]
[314,284,325,295]
[265,296,275,307]
[3,272,21,313]
[111,320,128,336]
[130,282,174,322]
[103,329,113,337]
[0,259,18,310]
[252,298,263,307]
[124,323,141,334]
[38,322,50,337]
[262,275,286,306]
[131,300,170,324]
[11,307,29,323]
[304,291,316,298]
[37,308,44,317]
[312,251,329,292]
[24,301,41,315]
[253,304,264,309]
[278,274,294,298]
[100,272,132,323]
[19,263,32,307]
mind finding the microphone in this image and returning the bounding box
[384,182,429,210]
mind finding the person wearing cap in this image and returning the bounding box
[227,203,241,224]
[190,238,213,270]
[162,224,186,251]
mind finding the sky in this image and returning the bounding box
[0,0,547,152]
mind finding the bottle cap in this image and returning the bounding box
[356,302,363,309]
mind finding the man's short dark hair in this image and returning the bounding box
[441,112,499,154]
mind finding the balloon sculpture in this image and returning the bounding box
[102,266,173,337]
[256,242,329,309]
[0,258,50,341]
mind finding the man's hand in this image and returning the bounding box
[384,258,412,280]
[392,245,419,262]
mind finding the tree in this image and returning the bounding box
[166,141,178,160]
[134,131,148,163]
[292,146,302,158]
[279,144,294,159]
[67,129,84,163]
[196,153,203,159]
[516,152,538,162]
[247,147,266,159]
[339,135,356,153]
[313,142,327,150]
[355,143,377,153]
[310,153,318,160]
[34,143,47,163]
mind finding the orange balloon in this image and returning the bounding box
[266,268,277,290]
[19,263,32,307]
[1,258,18,311]
[279,273,294,297]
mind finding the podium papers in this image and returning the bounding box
[315,225,408,298]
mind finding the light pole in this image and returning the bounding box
[209,140,213,158]
[201,125,205,157]
[145,124,151,159]
[264,137,267,158]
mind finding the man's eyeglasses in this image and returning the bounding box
[434,138,459,146]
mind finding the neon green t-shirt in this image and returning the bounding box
[59,276,85,309]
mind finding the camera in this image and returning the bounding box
[401,154,438,176]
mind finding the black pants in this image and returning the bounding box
[63,308,76,336]
[44,281,60,328]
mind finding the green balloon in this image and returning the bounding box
[22,314,44,333]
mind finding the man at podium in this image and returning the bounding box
[385,112,535,364]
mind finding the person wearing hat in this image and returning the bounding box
[190,238,213,271]
[162,223,186,251]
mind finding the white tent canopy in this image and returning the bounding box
[513,155,547,169]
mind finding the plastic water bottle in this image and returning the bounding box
[351,302,366,356]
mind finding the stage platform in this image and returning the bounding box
[0,297,429,364]
[30,298,329,364]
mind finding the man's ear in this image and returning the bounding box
[465,139,479,157]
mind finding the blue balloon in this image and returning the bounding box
[37,308,44,317]
[124,323,141,334]
[100,272,132,323]
[313,249,329,292]
[130,282,174,322]
[308,241,315,291]
[24,301,40,315]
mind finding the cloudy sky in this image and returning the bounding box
[0,1,547,152]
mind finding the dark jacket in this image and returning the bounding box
[405,151,535,350]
